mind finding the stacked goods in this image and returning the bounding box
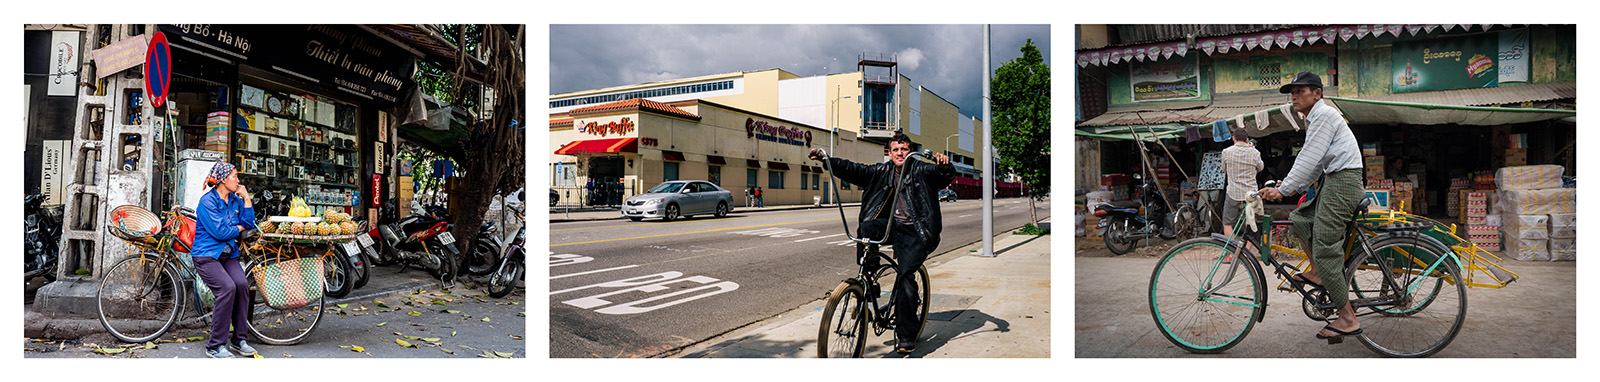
[1548,213,1576,261]
[1392,181,1415,213]
[1494,165,1572,261]
[1459,191,1498,252]
[1499,214,1549,261]
[1446,178,1469,217]
[1505,133,1529,166]
[204,112,230,154]
[1361,142,1379,157]
[1101,174,1133,201]
[1364,156,1385,181]
[1471,171,1496,190]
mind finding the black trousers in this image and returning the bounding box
[857,218,927,341]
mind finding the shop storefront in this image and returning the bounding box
[550,98,887,207]
[154,24,416,222]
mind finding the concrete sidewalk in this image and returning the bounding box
[676,220,1052,358]
[550,202,862,222]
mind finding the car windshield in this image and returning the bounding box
[647,183,685,194]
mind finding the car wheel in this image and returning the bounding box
[715,202,728,218]
[663,204,679,221]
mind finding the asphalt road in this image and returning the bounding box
[24,286,527,358]
[548,198,1050,358]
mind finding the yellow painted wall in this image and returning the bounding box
[824,72,864,135]
[704,69,794,117]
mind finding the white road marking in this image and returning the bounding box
[793,233,845,242]
[958,214,973,218]
[551,264,640,280]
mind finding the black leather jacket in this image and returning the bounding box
[826,156,957,250]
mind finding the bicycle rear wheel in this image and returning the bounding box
[96,255,183,343]
[817,281,867,358]
[1347,236,1465,357]
[244,259,326,346]
[1149,237,1265,353]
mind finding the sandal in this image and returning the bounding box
[1289,273,1323,289]
[1315,324,1363,339]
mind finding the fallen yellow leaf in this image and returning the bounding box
[396,339,415,348]
[407,311,422,316]
[351,346,365,352]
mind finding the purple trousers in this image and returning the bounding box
[194,255,250,350]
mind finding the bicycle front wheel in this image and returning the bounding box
[96,255,183,343]
[817,281,867,358]
[870,259,930,343]
[1348,236,1466,357]
[245,259,326,346]
[1149,237,1264,354]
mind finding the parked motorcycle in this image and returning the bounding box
[324,220,373,298]
[487,207,523,298]
[374,204,460,285]
[24,193,62,299]
[1093,174,1188,255]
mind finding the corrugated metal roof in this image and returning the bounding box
[1364,82,1576,107]
[1107,24,1319,47]
[1076,88,1338,127]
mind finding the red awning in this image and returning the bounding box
[747,159,761,168]
[768,162,791,171]
[706,155,726,165]
[661,150,686,161]
[554,138,638,155]
[800,165,813,173]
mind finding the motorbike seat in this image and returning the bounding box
[1099,201,1141,210]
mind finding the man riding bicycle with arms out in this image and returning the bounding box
[809,132,954,354]
[1258,71,1366,341]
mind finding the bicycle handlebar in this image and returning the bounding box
[815,148,932,247]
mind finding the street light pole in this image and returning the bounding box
[944,133,959,160]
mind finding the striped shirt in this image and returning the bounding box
[1277,99,1363,196]
[1222,141,1264,201]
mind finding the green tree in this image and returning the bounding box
[991,39,1051,226]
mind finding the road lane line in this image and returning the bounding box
[551,264,640,280]
[550,217,840,247]
[792,233,845,242]
[958,214,973,218]
[549,208,863,231]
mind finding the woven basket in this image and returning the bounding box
[109,205,163,241]
[253,256,326,310]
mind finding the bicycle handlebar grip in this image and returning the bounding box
[240,228,260,241]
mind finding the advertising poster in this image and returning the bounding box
[48,31,81,96]
[1393,33,1499,93]
[1131,54,1201,102]
[1498,30,1530,84]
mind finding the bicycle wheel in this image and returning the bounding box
[96,255,183,343]
[325,249,354,298]
[1347,236,1465,357]
[817,281,867,358]
[245,259,326,346]
[870,257,930,342]
[1149,237,1265,353]
[486,258,523,298]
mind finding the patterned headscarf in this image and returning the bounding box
[204,162,236,189]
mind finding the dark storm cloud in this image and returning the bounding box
[550,24,1050,115]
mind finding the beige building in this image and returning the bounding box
[550,60,1003,205]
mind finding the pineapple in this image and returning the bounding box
[259,221,277,234]
[340,221,358,235]
[289,222,305,235]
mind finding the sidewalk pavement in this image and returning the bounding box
[549,202,862,222]
[676,219,1052,358]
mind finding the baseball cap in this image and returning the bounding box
[1279,71,1323,94]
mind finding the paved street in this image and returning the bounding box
[23,277,526,359]
[1074,238,1576,357]
[548,198,1049,358]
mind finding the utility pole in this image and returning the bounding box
[981,24,995,257]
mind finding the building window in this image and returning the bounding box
[747,168,758,188]
[769,171,784,189]
[549,80,735,108]
[663,162,679,182]
[800,172,808,190]
[708,165,721,186]
[812,174,820,190]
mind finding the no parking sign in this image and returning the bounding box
[144,32,170,107]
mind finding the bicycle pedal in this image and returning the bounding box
[1326,336,1343,345]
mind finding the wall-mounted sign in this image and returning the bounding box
[745,118,812,146]
[641,137,659,147]
[1392,33,1499,93]
[373,141,386,175]
[372,174,382,207]
[48,31,81,96]
[1130,54,1201,102]
[1498,30,1530,84]
[157,24,415,105]
[580,117,635,137]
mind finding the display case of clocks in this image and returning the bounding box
[231,80,362,209]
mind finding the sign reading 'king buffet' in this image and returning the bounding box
[1392,31,1530,93]
[158,24,415,105]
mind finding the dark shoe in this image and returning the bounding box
[205,346,235,359]
[896,339,916,354]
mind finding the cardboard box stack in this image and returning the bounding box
[1505,133,1529,167]
[1446,178,1469,218]
[1101,174,1133,201]
[1391,181,1415,213]
[1459,191,1498,252]
[1495,165,1574,261]
[1364,155,1385,182]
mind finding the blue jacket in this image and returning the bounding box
[192,189,257,259]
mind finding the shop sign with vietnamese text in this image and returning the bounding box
[1392,33,1499,93]
[157,24,414,105]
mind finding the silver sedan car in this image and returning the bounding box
[621,180,735,221]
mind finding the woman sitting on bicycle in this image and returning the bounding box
[191,162,259,358]
[1258,72,1365,341]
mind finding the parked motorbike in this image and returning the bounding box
[461,220,503,277]
[324,219,373,298]
[487,207,523,298]
[374,204,460,285]
[24,193,62,298]
[1093,174,1185,255]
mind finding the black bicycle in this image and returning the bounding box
[1148,183,1466,357]
[813,149,932,358]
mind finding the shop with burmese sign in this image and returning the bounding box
[1392,32,1500,93]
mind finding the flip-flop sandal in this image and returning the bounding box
[1289,273,1324,289]
[1315,324,1363,339]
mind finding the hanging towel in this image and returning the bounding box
[1185,125,1202,143]
[1281,103,1302,131]
[1212,119,1231,142]
[1255,109,1270,130]
[1236,114,1248,130]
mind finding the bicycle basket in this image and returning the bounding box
[109,205,163,242]
[252,257,326,310]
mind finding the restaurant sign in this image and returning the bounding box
[580,117,635,137]
[1392,33,1499,93]
[746,118,811,146]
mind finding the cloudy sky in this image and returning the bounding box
[549,24,1050,115]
